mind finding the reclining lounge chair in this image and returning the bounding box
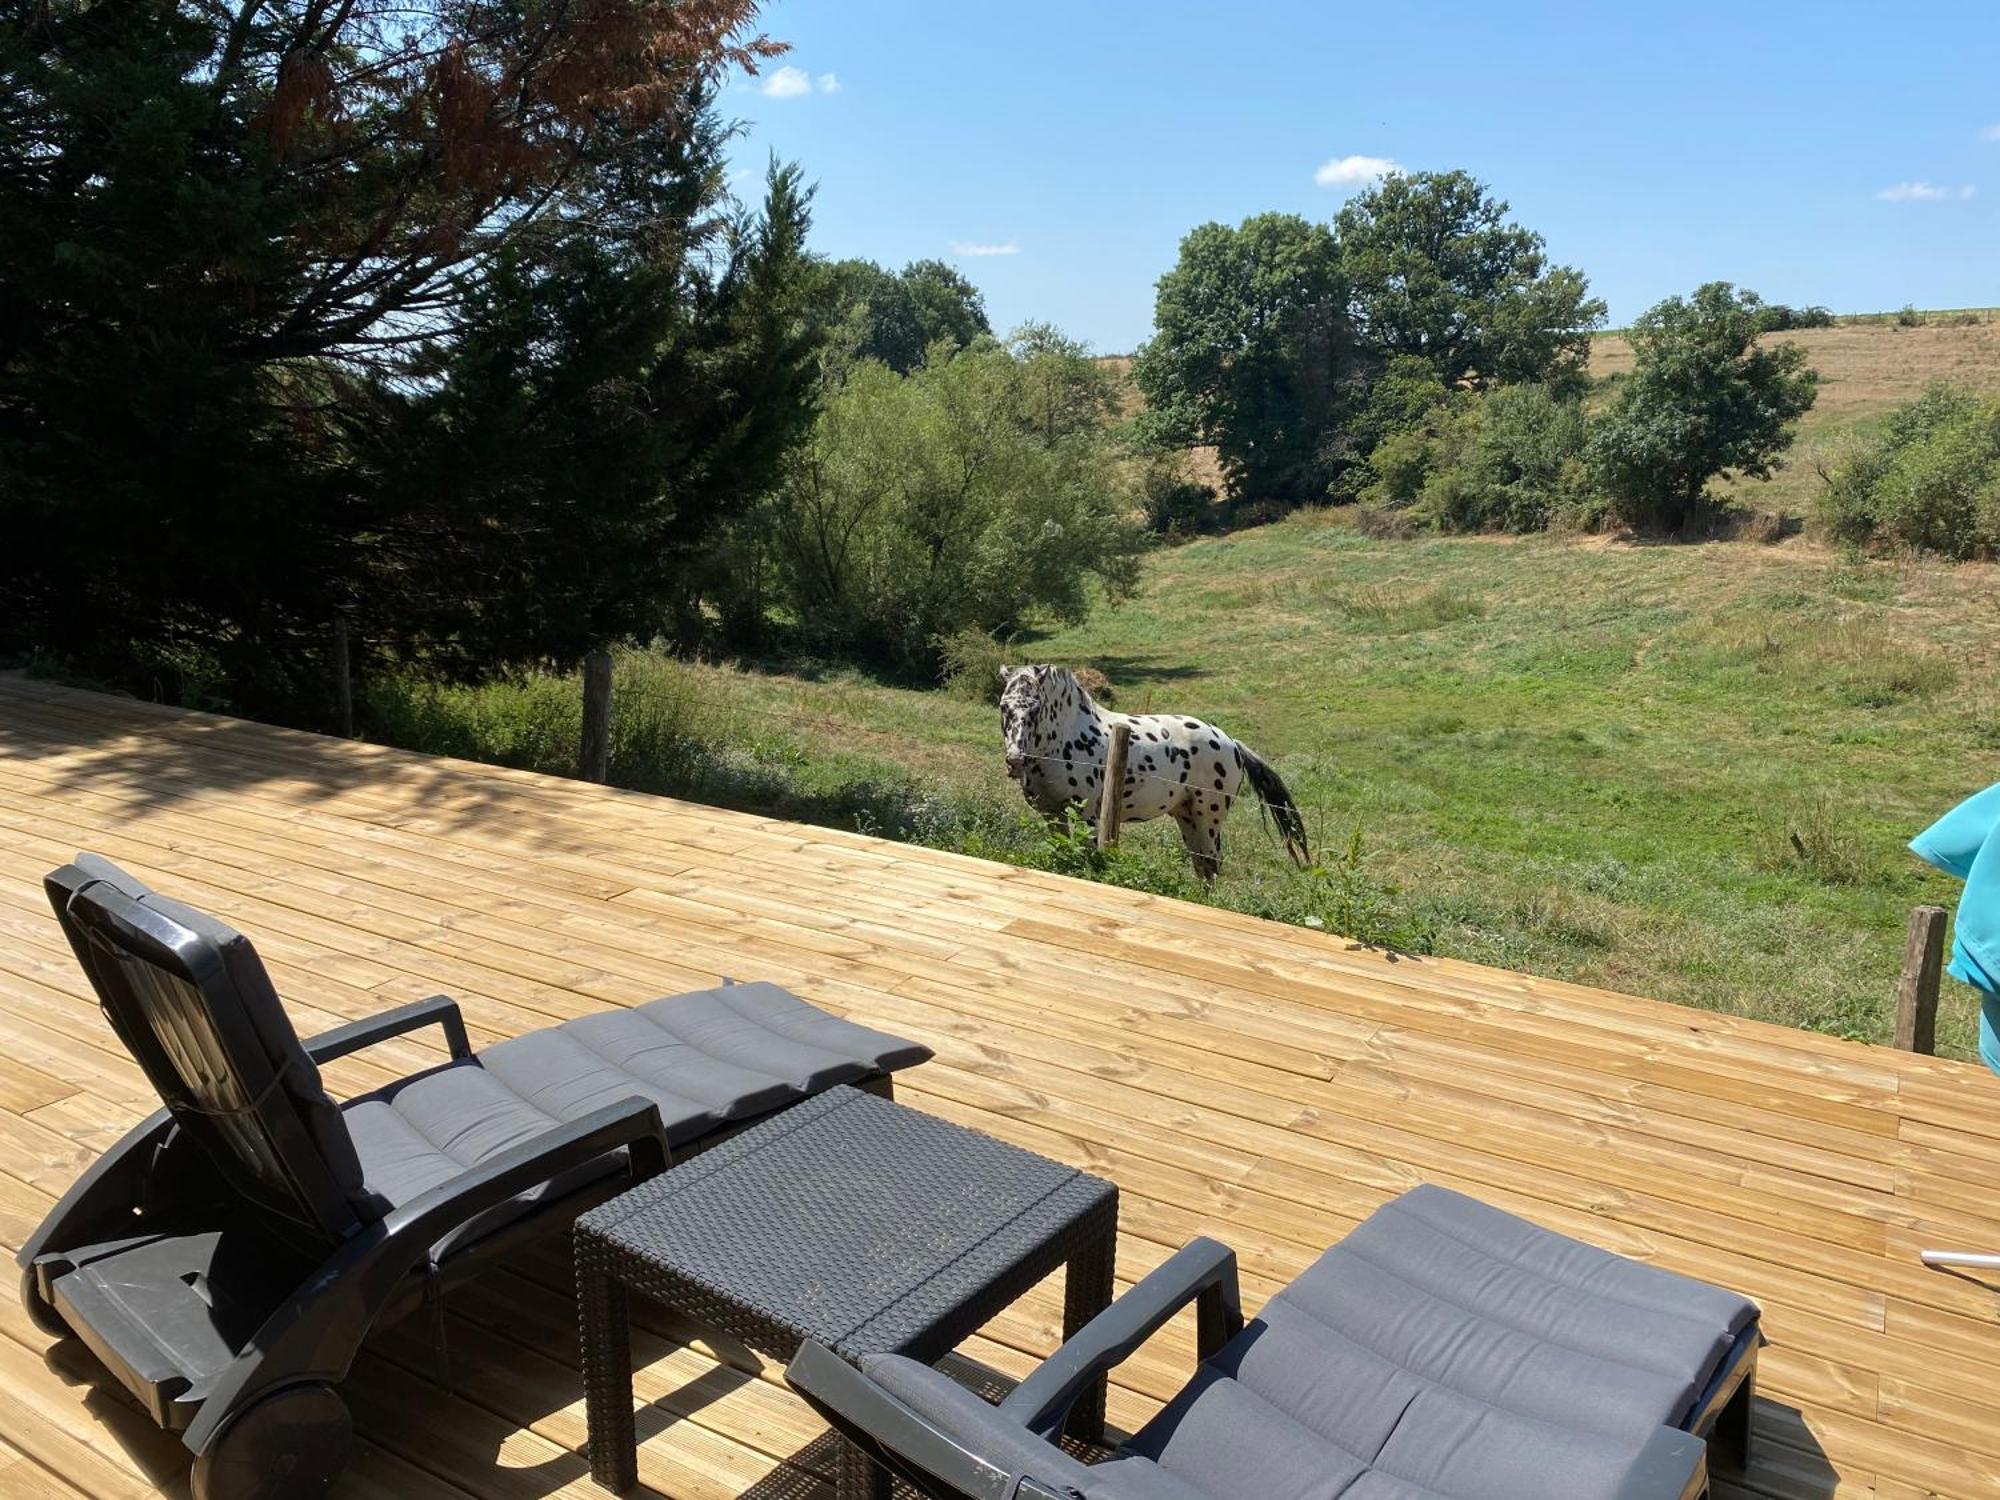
[789,1185,1761,1500]
[19,854,931,1500]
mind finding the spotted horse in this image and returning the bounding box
[998,664,1310,880]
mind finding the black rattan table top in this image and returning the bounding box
[575,1085,1117,1359]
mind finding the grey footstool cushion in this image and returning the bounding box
[1122,1185,1758,1500]
[343,982,930,1250]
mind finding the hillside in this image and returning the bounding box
[1591,311,2000,515]
[1101,310,2000,517]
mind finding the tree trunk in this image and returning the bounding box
[580,650,614,784]
[331,617,354,739]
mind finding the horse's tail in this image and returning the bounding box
[1239,745,1311,867]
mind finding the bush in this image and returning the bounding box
[1359,384,1593,534]
[1756,303,1836,332]
[360,649,711,788]
[765,344,1146,673]
[1814,383,2000,559]
[1137,453,1220,536]
[938,628,1012,702]
[1589,283,1818,533]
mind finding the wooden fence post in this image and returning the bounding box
[580,650,614,784]
[331,617,354,739]
[1096,722,1130,852]
[1895,904,1947,1055]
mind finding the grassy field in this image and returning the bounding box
[364,315,2000,1060]
[395,517,2000,1061]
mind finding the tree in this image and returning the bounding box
[1335,170,1605,393]
[357,151,826,673]
[1008,322,1117,447]
[767,344,1143,669]
[1132,214,1361,503]
[0,0,807,714]
[1589,282,1819,533]
[820,257,991,376]
[901,260,993,351]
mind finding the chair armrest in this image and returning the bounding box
[381,1096,670,1247]
[1613,1427,1707,1500]
[184,1095,671,1454]
[786,1342,1066,1500]
[1000,1236,1242,1439]
[303,995,472,1065]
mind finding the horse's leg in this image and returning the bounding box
[1174,806,1221,883]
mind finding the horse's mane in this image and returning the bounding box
[1013,663,1089,709]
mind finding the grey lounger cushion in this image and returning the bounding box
[1123,1184,1756,1500]
[859,1354,1211,1500]
[343,982,929,1250]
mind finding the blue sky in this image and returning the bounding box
[726,1,1999,354]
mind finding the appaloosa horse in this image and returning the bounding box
[998,664,1310,880]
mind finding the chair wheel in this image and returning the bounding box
[193,1384,351,1500]
[19,1266,68,1339]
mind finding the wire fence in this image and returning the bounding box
[365,655,1348,879]
[572,672,1352,880]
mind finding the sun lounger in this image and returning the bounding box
[789,1185,1761,1500]
[19,853,930,1500]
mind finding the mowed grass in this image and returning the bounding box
[679,516,2000,1060]
[1590,313,2000,519]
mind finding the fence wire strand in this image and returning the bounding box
[367,653,1335,875]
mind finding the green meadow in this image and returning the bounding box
[372,512,2000,1060]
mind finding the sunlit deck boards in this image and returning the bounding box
[0,673,1997,1500]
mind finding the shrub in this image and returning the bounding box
[1360,384,1592,534]
[938,628,1012,703]
[1756,303,1836,332]
[1813,383,2000,559]
[360,648,712,787]
[765,346,1146,673]
[1137,453,1220,536]
[1589,283,1818,533]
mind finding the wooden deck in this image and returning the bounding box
[0,674,1997,1500]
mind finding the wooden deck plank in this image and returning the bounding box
[1,674,1998,1500]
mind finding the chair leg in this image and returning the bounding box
[1712,1365,1754,1472]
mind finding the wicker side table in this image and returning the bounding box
[575,1086,1118,1499]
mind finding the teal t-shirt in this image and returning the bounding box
[1910,783,2000,1074]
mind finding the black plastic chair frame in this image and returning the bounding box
[21,991,671,1450]
[19,859,910,1500]
[789,1235,1742,1500]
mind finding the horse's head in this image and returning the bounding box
[998,664,1070,780]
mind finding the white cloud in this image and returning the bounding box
[761,65,813,99]
[949,240,1021,257]
[1981,122,2000,142]
[1315,154,1401,189]
[817,72,841,94]
[1875,180,1975,202]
